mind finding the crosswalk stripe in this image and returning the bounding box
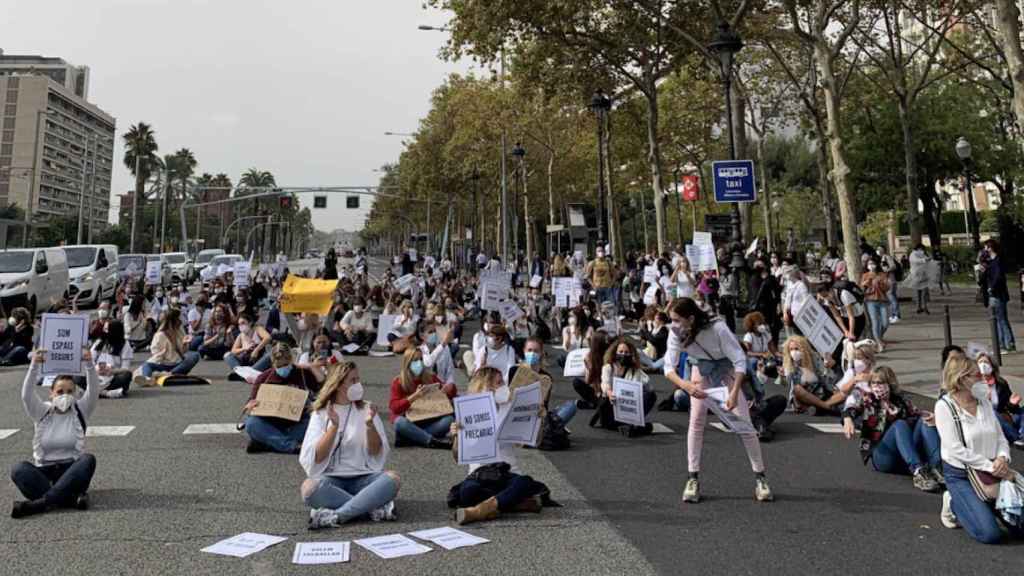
[709,422,729,433]
[0,429,19,441]
[805,423,845,434]
[86,426,135,437]
[183,423,240,435]
[650,423,675,435]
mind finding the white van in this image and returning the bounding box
[0,248,70,316]
[64,244,119,306]
[194,248,225,276]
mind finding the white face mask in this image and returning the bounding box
[97,309,109,319]
[297,319,308,331]
[854,359,868,374]
[346,382,364,402]
[867,263,877,272]
[8,316,16,326]
[790,350,803,363]
[493,384,510,404]
[979,362,993,376]
[52,393,74,413]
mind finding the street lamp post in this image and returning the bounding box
[512,142,529,261]
[590,89,611,253]
[708,21,746,298]
[955,136,981,251]
[76,134,95,244]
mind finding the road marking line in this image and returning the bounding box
[805,423,845,434]
[86,426,135,437]
[183,423,240,435]
[651,423,675,435]
[709,422,729,432]
[0,429,18,440]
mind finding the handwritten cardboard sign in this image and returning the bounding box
[233,261,251,288]
[406,387,454,423]
[251,384,308,422]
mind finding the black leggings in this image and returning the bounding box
[572,378,600,405]
[11,454,96,507]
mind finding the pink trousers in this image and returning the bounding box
[687,368,765,474]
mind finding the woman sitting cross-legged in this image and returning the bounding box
[597,338,656,438]
[11,349,99,518]
[242,343,321,454]
[300,361,400,529]
[134,308,200,387]
[842,366,942,493]
[782,336,842,415]
[449,367,551,525]
[389,347,457,449]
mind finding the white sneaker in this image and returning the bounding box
[370,501,397,522]
[889,316,900,324]
[308,508,338,530]
[940,491,959,529]
[682,478,700,503]
[755,477,774,502]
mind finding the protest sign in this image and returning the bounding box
[216,263,232,277]
[376,314,397,347]
[408,248,418,262]
[409,527,489,551]
[454,393,499,465]
[563,348,588,378]
[280,275,338,316]
[693,231,713,246]
[643,284,660,305]
[793,297,844,357]
[423,255,436,269]
[250,384,308,422]
[394,273,416,293]
[480,282,507,312]
[552,277,581,308]
[201,533,287,558]
[612,377,645,427]
[685,244,718,272]
[200,266,216,282]
[354,534,432,560]
[745,236,759,257]
[497,382,542,446]
[406,386,454,422]
[233,261,251,288]
[480,269,513,291]
[145,260,162,285]
[703,387,757,434]
[498,299,523,322]
[529,274,543,288]
[509,364,552,407]
[292,542,349,565]
[40,313,88,376]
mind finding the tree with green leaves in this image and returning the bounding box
[122,122,159,252]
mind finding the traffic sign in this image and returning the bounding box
[680,174,700,202]
[712,160,756,203]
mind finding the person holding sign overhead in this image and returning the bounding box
[663,298,773,504]
[243,343,321,454]
[11,349,99,518]
[301,361,399,529]
[389,347,457,449]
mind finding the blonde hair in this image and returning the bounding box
[942,355,977,395]
[871,366,900,394]
[312,361,362,411]
[399,347,432,394]
[782,336,814,374]
[468,367,502,395]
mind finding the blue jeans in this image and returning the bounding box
[870,418,940,474]
[672,388,692,411]
[595,287,615,307]
[640,354,665,371]
[141,351,200,378]
[989,297,1016,349]
[304,472,398,523]
[888,284,900,319]
[226,350,272,371]
[997,412,1023,443]
[865,300,889,343]
[394,415,454,447]
[245,413,309,453]
[944,463,1014,544]
[198,343,230,361]
[553,400,577,426]
[1,345,29,365]
[188,333,204,352]
[745,357,765,405]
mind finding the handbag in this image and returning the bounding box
[942,397,1000,502]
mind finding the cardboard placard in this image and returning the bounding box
[529,274,543,288]
[406,386,454,422]
[251,384,309,422]
[685,243,718,272]
[497,382,543,446]
[376,314,397,347]
[280,275,338,316]
[480,282,507,312]
[40,313,89,375]
[643,265,660,285]
[552,277,581,308]
[693,231,713,246]
[509,364,552,407]
[498,299,523,322]
[394,273,416,293]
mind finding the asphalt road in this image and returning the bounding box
[2,256,1022,575]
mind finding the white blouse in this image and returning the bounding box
[935,384,1011,472]
[299,403,390,480]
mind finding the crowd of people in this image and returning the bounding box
[8,241,1024,545]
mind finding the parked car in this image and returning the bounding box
[0,248,69,316]
[63,244,119,307]
[194,248,225,278]
[209,254,244,272]
[164,252,193,285]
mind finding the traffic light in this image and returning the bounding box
[314,195,327,208]
[346,195,359,209]
[279,195,292,210]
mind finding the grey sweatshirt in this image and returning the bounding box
[22,360,99,466]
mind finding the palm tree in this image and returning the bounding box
[238,168,276,257]
[122,122,159,252]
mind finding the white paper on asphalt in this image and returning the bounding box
[685,244,717,272]
[793,297,844,357]
[643,265,660,284]
[376,314,397,347]
[703,387,757,434]
[612,377,645,427]
[145,260,162,285]
[292,541,350,565]
[201,532,287,558]
[563,348,588,377]
[40,313,89,375]
[233,261,251,288]
[454,392,499,465]
[354,534,432,559]
[0,429,18,441]
[693,231,713,246]
[408,527,489,551]
[497,382,542,446]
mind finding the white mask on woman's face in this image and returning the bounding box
[853,359,868,374]
[789,350,803,363]
[346,382,364,402]
[493,384,510,404]
[52,393,74,413]
[979,362,993,376]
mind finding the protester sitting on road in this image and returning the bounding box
[123,296,151,352]
[300,361,399,529]
[89,301,113,340]
[450,366,548,525]
[337,299,375,349]
[509,336,576,426]
[664,297,773,503]
[595,338,656,437]
[0,307,34,366]
[782,336,841,414]
[196,304,234,360]
[135,308,200,386]
[389,347,457,449]
[842,366,942,492]
[464,311,500,377]
[572,330,610,410]
[417,320,457,388]
[298,334,343,383]
[935,354,1020,544]
[284,312,326,353]
[975,351,1023,446]
[185,292,211,350]
[740,311,776,408]
[562,308,589,353]
[243,343,321,454]
[638,310,669,372]
[11,349,98,518]
[225,312,273,377]
[95,350,133,399]
[393,300,417,333]
[836,340,878,403]
[473,324,518,384]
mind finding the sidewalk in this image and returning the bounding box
[878,285,1024,399]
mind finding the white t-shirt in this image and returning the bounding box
[475,345,518,384]
[742,328,771,354]
[341,310,373,332]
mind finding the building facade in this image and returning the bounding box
[0,64,115,240]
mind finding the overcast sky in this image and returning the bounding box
[2,0,469,232]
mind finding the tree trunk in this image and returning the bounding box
[995,0,1024,140]
[812,118,837,249]
[644,89,667,254]
[815,39,862,280]
[547,152,556,226]
[897,100,922,247]
[731,81,753,242]
[757,138,773,248]
[602,109,624,259]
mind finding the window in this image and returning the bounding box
[4,104,16,116]
[34,252,48,274]
[2,117,13,130]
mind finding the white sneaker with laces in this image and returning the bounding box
[682,478,700,503]
[755,477,774,502]
[371,501,397,522]
[308,508,338,530]
[940,491,959,529]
